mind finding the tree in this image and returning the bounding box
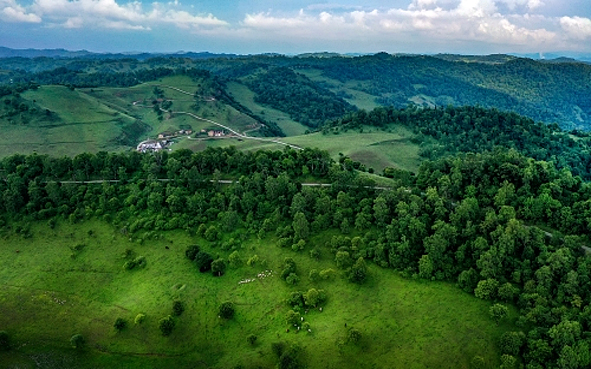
[172,300,185,316]
[489,303,508,324]
[304,288,320,307]
[185,244,200,261]
[114,317,127,331]
[212,258,227,276]
[348,257,367,284]
[474,278,499,300]
[218,301,235,319]
[159,315,175,336]
[285,309,301,326]
[228,251,242,268]
[292,212,310,241]
[69,334,84,349]
[194,251,214,272]
[499,331,525,356]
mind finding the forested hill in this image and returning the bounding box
[1,52,590,130]
[326,105,591,180]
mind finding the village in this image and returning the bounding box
[136,128,228,153]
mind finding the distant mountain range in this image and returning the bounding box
[1,46,590,64]
[0,46,240,60]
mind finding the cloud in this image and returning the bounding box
[240,3,559,50]
[0,0,41,23]
[560,16,591,40]
[24,0,227,30]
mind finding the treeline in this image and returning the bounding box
[244,66,356,128]
[327,105,591,180]
[1,146,591,367]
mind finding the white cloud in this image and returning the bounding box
[560,16,591,40]
[25,0,227,30]
[0,0,41,23]
[236,1,573,52]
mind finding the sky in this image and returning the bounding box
[1,0,591,55]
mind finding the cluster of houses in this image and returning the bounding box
[136,127,229,153]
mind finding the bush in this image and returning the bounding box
[134,313,146,325]
[0,331,10,351]
[114,317,127,331]
[247,333,258,345]
[218,301,235,319]
[185,245,201,261]
[194,251,214,272]
[212,258,227,276]
[69,334,84,349]
[348,328,361,344]
[172,300,185,316]
[159,315,175,336]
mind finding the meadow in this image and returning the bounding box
[0,219,516,369]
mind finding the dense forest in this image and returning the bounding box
[326,105,591,179]
[0,143,591,368]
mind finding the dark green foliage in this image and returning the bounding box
[159,315,175,336]
[69,334,84,349]
[489,304,508,324]
[218,302,235,319]
[123,255,146,270]
[185,245,201,261]
[247,334,257,346]
[0,331,10,351]
[194,251,214,272]
[114,317,127,331]
[348,328,362,344]
[348,257,367,284]
[245,66,355,128]
[172,300,185,316]
[280,257,297,280]
[211,258,227,277]
[499,331,525,356]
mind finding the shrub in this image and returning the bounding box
[218,302,235,319]
[172,300,185,316]
[185,245,201,261]
[114,317,127,331]
[134,313,146,325]
[212,258,227,277]
[159,315,175,336]
[69,334,84,349]
[348,328,361,344]
[0,331,10,351]
[247,334,258,345]
[194,251,214,272]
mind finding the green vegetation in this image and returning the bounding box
[2,54,591,369]
[0,143,590,368]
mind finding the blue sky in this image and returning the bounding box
[1,0,590,54]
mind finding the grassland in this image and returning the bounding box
[0,219,516,369]
[283,126,422,172]
[0,86,134,157]
[226,81,309,136]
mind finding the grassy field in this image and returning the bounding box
[226,81,309,136]
[283,126,422,172]
[0,219,515,369]
[0,85,135,156]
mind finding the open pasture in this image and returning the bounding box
[0,220,515,369]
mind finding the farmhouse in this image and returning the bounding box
[137,140,166,153]
[208,130,225,137]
